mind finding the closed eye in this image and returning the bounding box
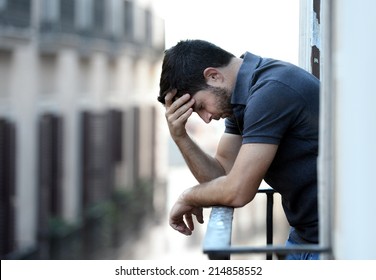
[193,104,203,113]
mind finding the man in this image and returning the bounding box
[157,39,320,260]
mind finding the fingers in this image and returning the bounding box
[185,213,194,231]
[166,93,194,115]
[167,104,193,123]
[169,199,192,235]
[164,89,177,107]
[170,216,196,236]
[172,106,193,126]
[169,205,204,236]
[184,210,204,231]
[164,90,193,112]
[170,219,192,236]
[193,207,204,224]
[164,92,195,140]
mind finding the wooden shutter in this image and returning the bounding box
[81,111,115,208]
[0,118,16,257]
[37,113,63,237]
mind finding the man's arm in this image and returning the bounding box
[164,91,241,182]
[169,142,278,235]
[174,132,242,183]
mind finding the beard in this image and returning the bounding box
[209,86,233,119]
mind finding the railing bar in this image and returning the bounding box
[257,188,276,194]
[204,245,330,255]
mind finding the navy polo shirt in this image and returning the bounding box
[225,52,320,243]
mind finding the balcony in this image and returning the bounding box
[0,0,165,56]
[203,187,331,260]
[0,0,31,28]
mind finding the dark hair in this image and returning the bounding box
[157,39,235,104]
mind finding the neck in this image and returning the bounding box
[226,57,243,91]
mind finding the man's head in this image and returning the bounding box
[158,39,236,105]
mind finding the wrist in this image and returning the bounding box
[179,187,194,205]
[173,132,190,145]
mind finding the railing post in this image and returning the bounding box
[266,191,274,260]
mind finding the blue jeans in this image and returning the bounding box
[284,227,319,260]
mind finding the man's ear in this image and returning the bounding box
[203,67,224,85]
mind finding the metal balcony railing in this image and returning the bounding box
[203,187,330,260]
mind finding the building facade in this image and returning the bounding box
[0,0,166,258]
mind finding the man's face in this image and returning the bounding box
[192,86,233,123]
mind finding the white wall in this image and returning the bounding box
[331,0,376,259]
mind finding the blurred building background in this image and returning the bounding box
[0,0,167,259]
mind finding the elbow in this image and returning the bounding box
[223,189,256,208]
[226,196,251,208]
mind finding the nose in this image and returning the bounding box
[198,111,212,123]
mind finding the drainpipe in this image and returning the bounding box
[319,0,334,260]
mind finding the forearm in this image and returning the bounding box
[175,135,226,183]
[181,143,278,208]
[169,143,278,236]
[170,172,256,235]
[180,174,254,210]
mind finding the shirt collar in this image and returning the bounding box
[231,52,262,105]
